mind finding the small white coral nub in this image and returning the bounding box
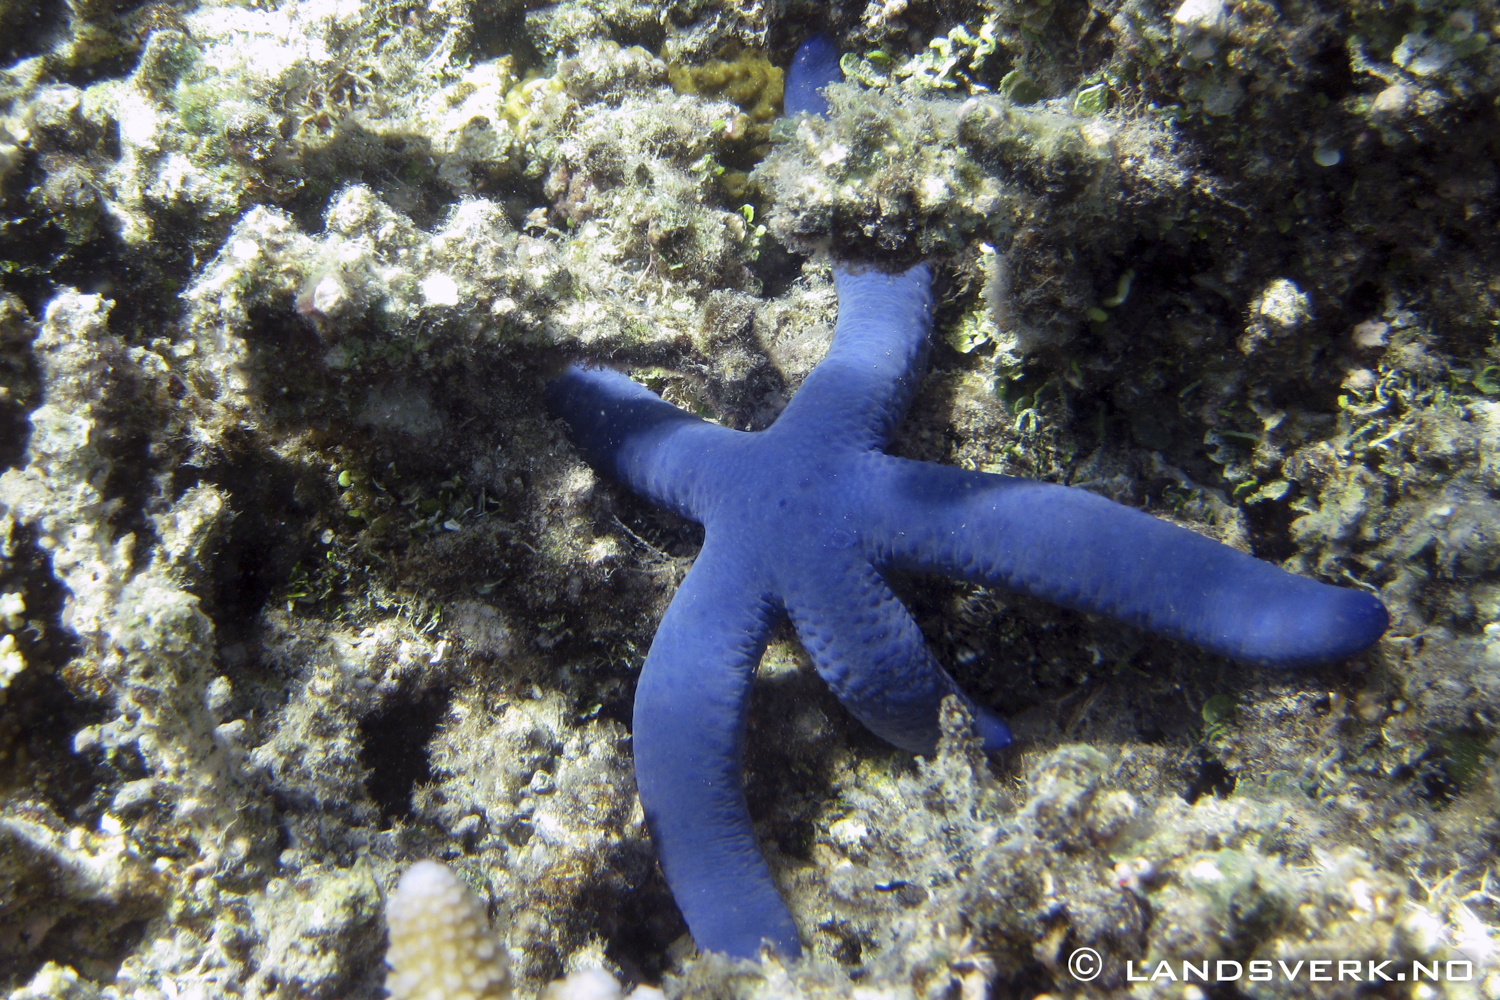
[386,861,511,1000]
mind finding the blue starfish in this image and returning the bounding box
[542,36,1388,961]
[544,265,1387,959]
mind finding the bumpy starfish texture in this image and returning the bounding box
[543,34,1388,962]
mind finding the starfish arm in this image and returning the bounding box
[867,458,1389,667]
[784,32,842,117]
[784,558,1012,755]
[545,364,740,521]
[631,539,800,959]
[773,264,935,453]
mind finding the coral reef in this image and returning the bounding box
[0,0,1497,996]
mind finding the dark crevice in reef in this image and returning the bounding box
[0,336,36,470]
[0,0,69,65]
[1411,730,1493,808]
[604,889,686,988]
[277,126,448,233]
[0,668,112,820]
[1300,29,1360,104]
[1240,494,1298,564]
[0,151,123,315]
[2,910,156,994]
[103,206,223,343]
[43,1,190,88]
[463,0,540,67]
[359,686,449,824]
[0,399,26,470]
[97,421,157,574]
[0,155,213,346]
[993,963,1062,1000]
[48,38,145,90]
[241,303,340,425]
[743,634,847,860]
[747,242,812,300]
[190,453,328,647]
[611,489,706,561]
[2,524,116,833]
[1343,278,1383,321]
[1184,755,1236,804]
[4,522,83,671]
[1417,758,1462,808]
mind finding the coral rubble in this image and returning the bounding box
[1,0,1498,996]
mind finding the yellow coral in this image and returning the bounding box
[432,57,566,150]
[667,44,785,125]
